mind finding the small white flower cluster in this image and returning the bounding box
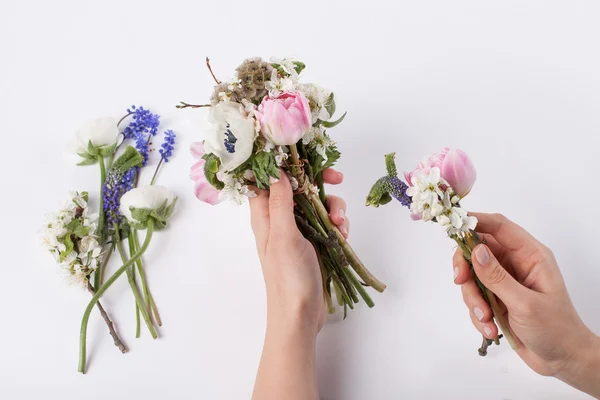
[406,168,477,237]
[216,171,257,205]
[41,192,102,286]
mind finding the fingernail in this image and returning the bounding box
[340,227,348,237]
[475,245,490,265]
[270,176,279,184]
[339,209,345,221]
[453,267,459,281]
[474,307,484,321]
[483,326,492,337]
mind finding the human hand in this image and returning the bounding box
[249,168,348,334]
[453,213,600,395]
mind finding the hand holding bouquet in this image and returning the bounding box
[367,149,519,355]
[181,57,386,316]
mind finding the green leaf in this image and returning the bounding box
[324,92,336,118]
[99,142,117,157]
[87,140,99,157]
[59,235,74,263]
[74,225,91,237]
[293,61,306,74]
[77,152,94,160]
[384,153,398,176]
[65,219,81,231]
[77,158,97,166]
[321,112,347,128]
[204,154,225,190]
[81,192,89,203]
[130,207,153,222]
[112,146,143,174]
[251,151,280,189]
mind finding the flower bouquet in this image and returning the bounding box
[367,149,518,355]
[41,106,178,373]
[179,57,386,316]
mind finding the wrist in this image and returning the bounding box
[557,331,600,397]
[266,297,321,339]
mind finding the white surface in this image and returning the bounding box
[2,1,599,399]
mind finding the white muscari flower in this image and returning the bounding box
[204,102,256,171]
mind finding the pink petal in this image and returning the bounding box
[190,142,205,159]
[190,160,206,181]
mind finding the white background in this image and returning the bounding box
[2,1,599,399]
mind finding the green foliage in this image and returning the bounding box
[385,153,397,176]
[87,140,99,157]
[77,158,97,166]
[309,141,341,178]
[127,198,178,231]
[252,151,280,189]
[321,112,347,128]
[112,146,143,175]
[293,61,306,74]
[324,92,336,118]
[99,142,117,157]
[59,235,74,263]
[271,60,306,76]
[204,154,225,190]
[73,225,91,237]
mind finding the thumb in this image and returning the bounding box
[472,244,528,309]
[268,172,298,236]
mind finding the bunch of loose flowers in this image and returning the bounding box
[180,57,386,316]
[367,149,518,355]
[41,106,178,373]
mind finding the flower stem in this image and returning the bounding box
[114,224,158,340]
[150,158,164,186]
[310,192,386,292]
[133,230,161,325]
[86,282,127,354]
[94,155,107,290]
[78,219,155,374]
[461,232,519,351]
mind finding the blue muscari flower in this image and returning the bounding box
[158,130,176,162]
[387,176,412,207]
[103,167,138,225]
[122,105,161,166]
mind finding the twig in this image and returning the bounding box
[478,334,503,356]
[86,282,127,354]
[176,101,211,110]
[206,57,221,84]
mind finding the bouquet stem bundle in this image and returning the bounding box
[288,144,385,316]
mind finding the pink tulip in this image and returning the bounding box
[254,91,312,145]
[405,147,476,198]
[190,142,221,205]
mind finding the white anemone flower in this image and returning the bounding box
[119,185,177,224]
[73,117,119,155]
[204,102,256,171]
